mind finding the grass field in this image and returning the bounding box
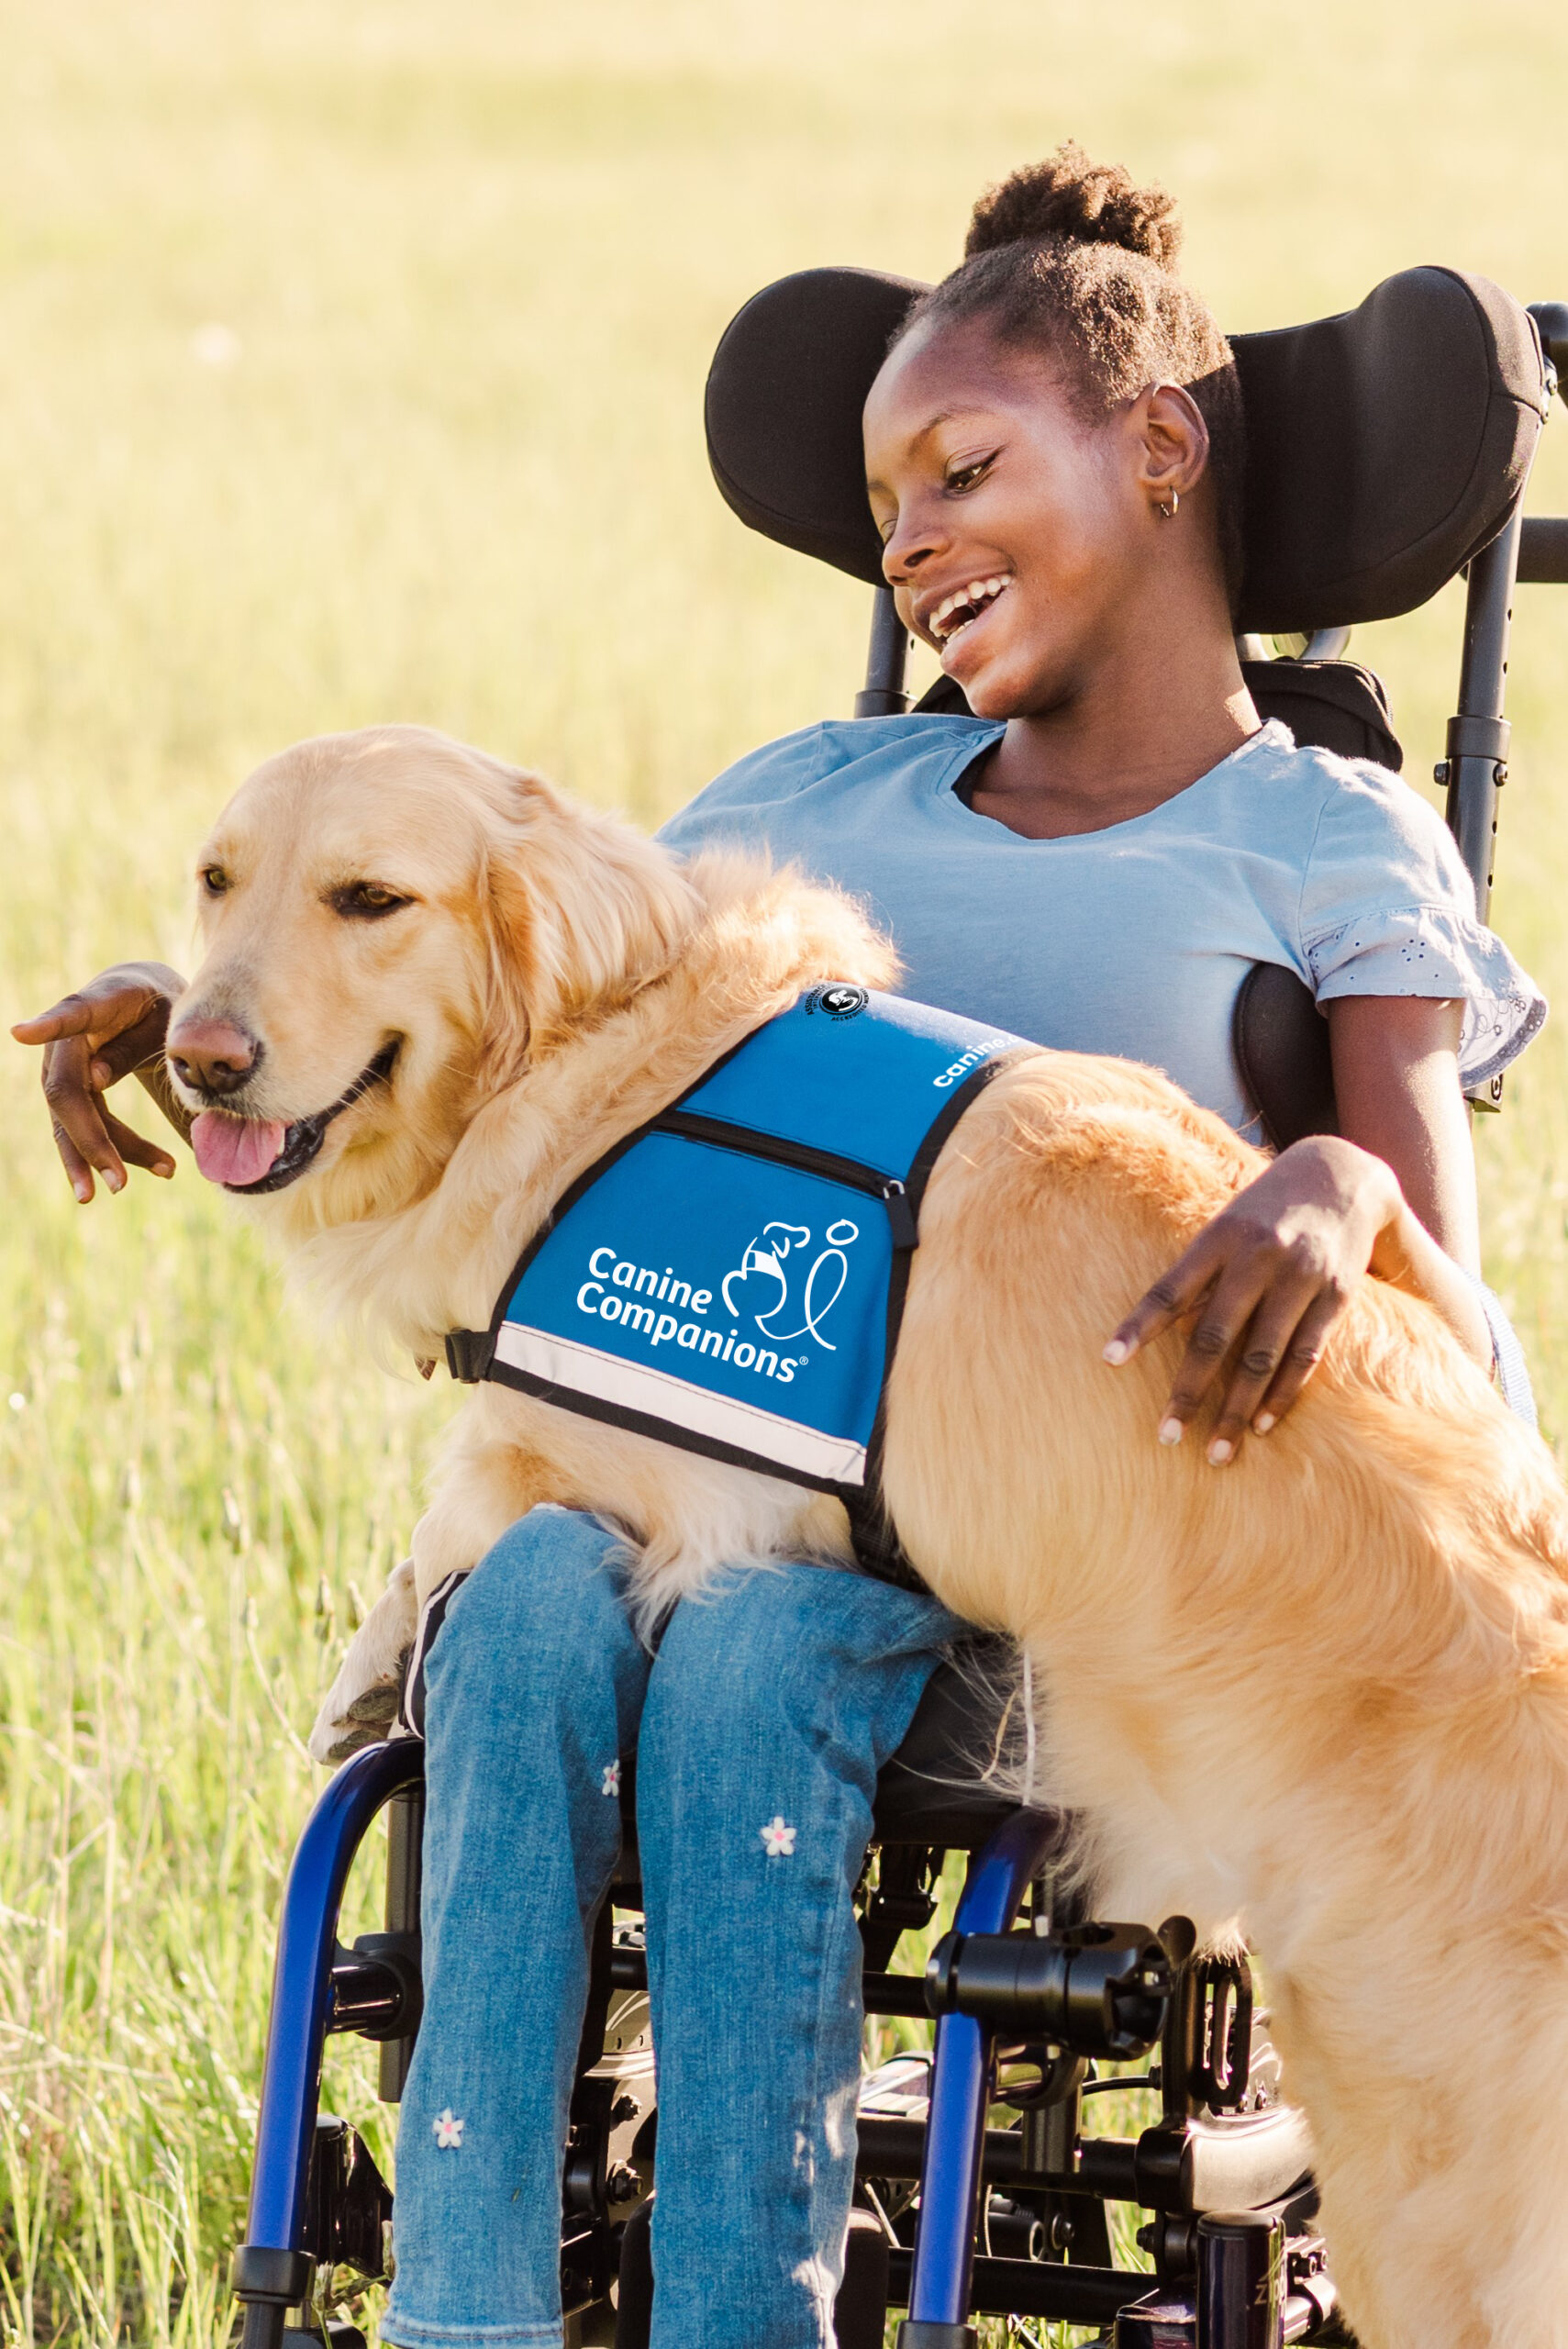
[1,2,1566,2339]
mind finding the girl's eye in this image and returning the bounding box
[946,453,997,495]
[201,866,229,896]
[331,881,412,919]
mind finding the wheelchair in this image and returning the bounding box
[228,263,1568,2349]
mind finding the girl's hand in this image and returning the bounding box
[1104,1135,1410,1462]
[12,962,190,1202]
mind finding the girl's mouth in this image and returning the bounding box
[929,573,1013,646]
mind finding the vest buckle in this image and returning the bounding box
[444,1328,494,1384]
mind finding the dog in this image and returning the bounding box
[161,722,1568,2349]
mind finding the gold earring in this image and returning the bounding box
[1158,489,1179,520]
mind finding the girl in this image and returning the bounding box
[17,148,1543,2349]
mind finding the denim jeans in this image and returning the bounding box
[379,1505,962,2349]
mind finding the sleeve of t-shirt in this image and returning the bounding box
[657,723,832,854]
[1296,763,1546,1089]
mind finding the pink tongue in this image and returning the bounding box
[191,1110,288,1187]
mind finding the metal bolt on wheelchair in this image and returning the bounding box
[230,271,1568,2348]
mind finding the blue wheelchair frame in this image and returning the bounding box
[234,1745,1324,2349]
[237,1751,1068,2334]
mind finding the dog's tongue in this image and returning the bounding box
[191,1110,287,1187]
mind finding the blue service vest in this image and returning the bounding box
[445,985,1029,1571]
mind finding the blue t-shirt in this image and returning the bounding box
[658,715,1544,1143]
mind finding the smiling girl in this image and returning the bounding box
[17,147,1543,2349]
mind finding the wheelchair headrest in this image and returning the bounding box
[705,265,1549,633]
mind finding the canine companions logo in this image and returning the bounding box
[722,1219,859,1351]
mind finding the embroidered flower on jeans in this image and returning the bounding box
[760,1816,796,1857]
[432,2110,465,2149]
[602,1759,621,1798]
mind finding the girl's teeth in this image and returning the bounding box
[932,573,1012,639]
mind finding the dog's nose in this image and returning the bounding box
[167,1015,262,1098]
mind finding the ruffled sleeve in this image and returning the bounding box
[1297,763,1546,1090]
[1471,1279,1539,1429]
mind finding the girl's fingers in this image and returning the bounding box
[1156,1259,1274,1441]
[52,1122,95,1205]
[92,1011,172,1086]
[11,992,107,1045]
[13,977,169,1055]
[98,1104,177,1179]
[1249,1290,1346,1431]
[43,1037,128,1197]
[1105,1233,1225,1363]
[1205,1280,1333,1461]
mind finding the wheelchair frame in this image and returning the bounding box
[230,302,1568,2349]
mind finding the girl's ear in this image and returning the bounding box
[1137,381,1210,513]
[478,772,697,1088]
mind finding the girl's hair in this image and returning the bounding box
[898,145,1245,598]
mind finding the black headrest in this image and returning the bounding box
[705,264,1548,633]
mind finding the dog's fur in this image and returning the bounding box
[172,724,1568,2349]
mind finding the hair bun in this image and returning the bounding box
[964,142,1183,271]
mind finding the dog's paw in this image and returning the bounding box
[309,1558,419,1764]
[320,1659,413,1761]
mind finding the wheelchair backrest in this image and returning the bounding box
[703,262,1551,633]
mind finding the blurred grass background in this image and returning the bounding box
[1,0,1566,2338]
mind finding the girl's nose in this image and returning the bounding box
[881,500,947,585]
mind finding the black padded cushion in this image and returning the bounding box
[705,265,1546,632]
[1233,964,1337,1154]
[872,1643,1036,1848]
[1240,658,1402,771]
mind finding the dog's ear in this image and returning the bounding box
[479,771,696,1085]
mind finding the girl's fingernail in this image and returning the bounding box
[105,1168,125,1194]
[91,1060,111,1088]
[1253,1412,1275,1434]
[1158,1418,1184,1447]
[155,1160,174,1179]
[1103,1338,1130,1365]
[72,1180,91,1203]
[1208,1437,1234,1465]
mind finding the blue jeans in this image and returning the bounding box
[380,1505,962,2349]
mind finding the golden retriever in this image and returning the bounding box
[164,722,1568,2349]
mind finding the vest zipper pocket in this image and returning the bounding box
[654,1110,920,1247]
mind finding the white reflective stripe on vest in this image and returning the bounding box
[492,1320,871,1486]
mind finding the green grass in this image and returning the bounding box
[1,0,1567,2338]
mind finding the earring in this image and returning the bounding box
[1158,489,1180,520]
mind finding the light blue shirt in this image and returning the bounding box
[659,715,1544,1144]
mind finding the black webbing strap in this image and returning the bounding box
[844,1484,928,1595]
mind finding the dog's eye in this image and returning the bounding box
[331,881,412,920]
[201,865,230,896]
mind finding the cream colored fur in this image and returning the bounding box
[174,725,1568,2349]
